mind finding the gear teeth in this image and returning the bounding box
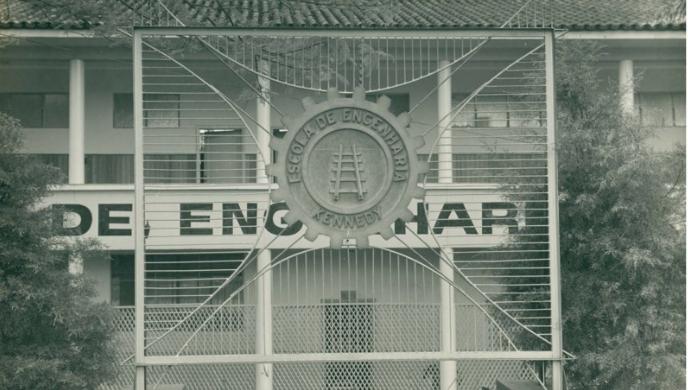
[417,161,430,175]
[411,135,425,149]
[397,112,410,127]
[304,229,320,242]
[378,228,394,240]
[355,235,370,248]
[352,87,365,102]
[270,188,288,202]
[301,96,316,109]
[329,235,344,249]
[377,95,391,110]
[282,211,298,226]
[269,137,282,150]
[281,115,294,129]
[272,89,428,249]
[399,209,414,222]
[327,88,339,101]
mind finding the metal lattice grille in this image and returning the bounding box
[131,26,561,389]
[101,355,543,390]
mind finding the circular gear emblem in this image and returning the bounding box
[269,88,427,248]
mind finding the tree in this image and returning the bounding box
[0,113,117,389]
[505,41,685,389]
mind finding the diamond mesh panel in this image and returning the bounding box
[146,364,255,390]
[144,304,256,356]
[274,360,542,390]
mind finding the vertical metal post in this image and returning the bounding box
[437,59,457,390]
[133,30,146,390]
[256,59,271,185]
[255,59,273,390]
[68,59,85,185]
[545,31,564,390]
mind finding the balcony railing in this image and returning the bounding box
[103,304,538,390]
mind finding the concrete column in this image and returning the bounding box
[255,251,273,390]
[438,59,457,390]
[619,59,635,116]
[256,60,271,184]
[255,59,273,390]
[437,60,453,184]
[68,59,85,184]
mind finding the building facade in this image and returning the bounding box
[0,1,685,389]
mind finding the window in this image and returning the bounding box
[366,93,410,115]
[31,154,68,181]
[638,93,686,127]
[86,154,134,184]
[111,253,135,306]
[452,94,544,128]
[0,93,69,128]
[113,93,134,128]
[144,93,180,128]
[144,154,197,183]
[453,152,547,183]
[198,129,256,184]
[114,93,181,128]
[110,252,246,308]
[145,252,246,306]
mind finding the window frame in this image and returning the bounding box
[637,92,686,128]
[143,93,181,128]
[113,93,134,129]
[0,92,69,128]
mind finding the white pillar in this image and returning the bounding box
[68,59,85,184]
[255,59,273,390]
[256,60,271,184]
[438,59,457,390]
[255,251,273,390]
[437,60,453,184]
[619,59,635,116]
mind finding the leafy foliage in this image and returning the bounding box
[0,113,117,389]
[555,42,685,390]
[508,42,686,389]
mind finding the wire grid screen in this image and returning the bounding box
[139,34,272,356]
[192,34,501,93]
[133,30,557,390]
[137,32,542,94]
[423,43,554,344]
[270,248,549,354]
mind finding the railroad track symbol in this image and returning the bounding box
[330,143,367,201]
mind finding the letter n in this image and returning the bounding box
[222,203,257,235]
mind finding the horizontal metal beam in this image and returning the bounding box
[0,29,97,38]
[134,27,549,39]
[142,351,560,366]
[2,29,684,41]
[559,30,685,40]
